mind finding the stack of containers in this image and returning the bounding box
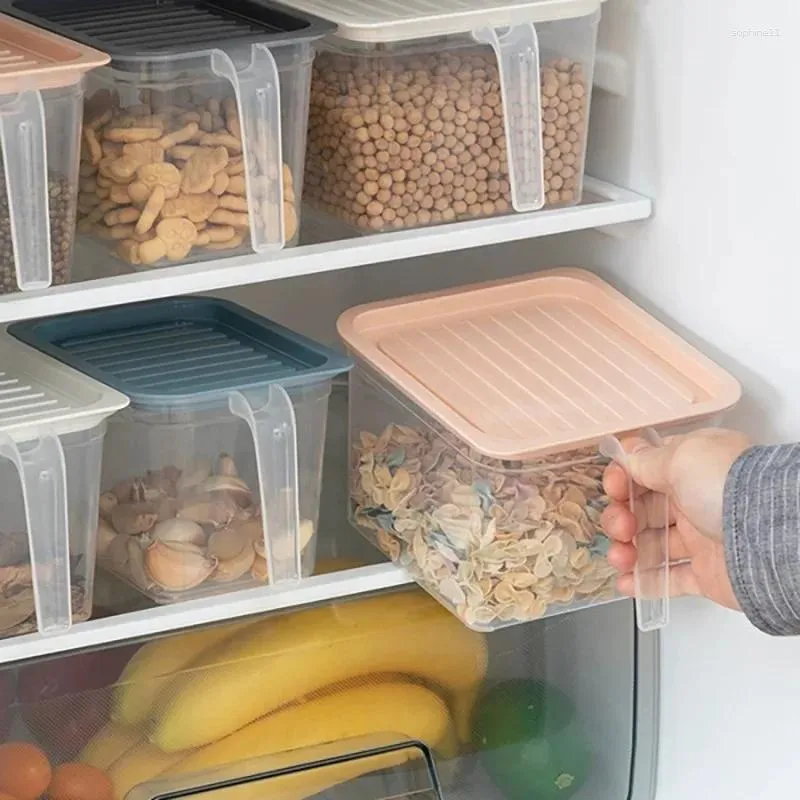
[337,269,742,632]
[280,0,602,232]
[0,14,108,294]
[11,297,352,603]
[1,0,334,268]
[0,335,127,638]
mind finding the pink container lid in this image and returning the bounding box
[337,268,742,460]
[0,14,108,93]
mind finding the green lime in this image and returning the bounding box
[474,678,591,800]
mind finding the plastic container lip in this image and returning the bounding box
[1,0,335,58]
[339,268,742,461]
[0,333,128,442]
[271,0,603,43]
[9,296,353,413]
[0,14,108,92]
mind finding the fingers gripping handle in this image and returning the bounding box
[599,429,670,632]
[0,432,72,635]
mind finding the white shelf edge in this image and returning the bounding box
[0,178,651,324]
[0,563,412,665]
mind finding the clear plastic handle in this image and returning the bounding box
[211,44,284,252]
[473,25,545,212]
[599,429,670,632]
[0,90,52,290]
[229,386,300,585]
[0,431,71,635]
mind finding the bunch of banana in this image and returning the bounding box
[80,585,488,800]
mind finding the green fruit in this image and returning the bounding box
[474,678,591,800]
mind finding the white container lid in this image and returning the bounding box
[0,333,128,442]
[280,0,602,42]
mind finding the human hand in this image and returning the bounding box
[601,429,752,610]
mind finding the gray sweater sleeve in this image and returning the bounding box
[723,444,800,635]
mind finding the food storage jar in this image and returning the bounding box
[0,334,127,638]
[338,269,742,632]
[0,15,108,294]
[10,297,352,604]
[1,0,334,268]
[278,0,601,232]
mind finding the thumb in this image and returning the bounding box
[625,440,674,494]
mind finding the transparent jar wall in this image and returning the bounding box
[348,363,618,631]
[77,42,314,271]
[0,83,82,294]
[98,382,331,603]
[0,424,104,639]
[0,595,638,800]
[304,11,598,234]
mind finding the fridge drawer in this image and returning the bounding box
[0,590,647,800]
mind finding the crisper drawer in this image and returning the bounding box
[0,592,648,800]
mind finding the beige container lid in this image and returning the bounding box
[0,14,108,93]
[338,268,742,460]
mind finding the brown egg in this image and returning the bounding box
[0,742,52,800]
[49,763,114,800]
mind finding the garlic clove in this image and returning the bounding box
[99,491,118,521]
[145,540,217,592]
[145,468,176,498]
[177,493,237,529]
[0,590,34,633]
[207,524,250,561]
[212,542,255,583]
[96,518,117,558]
[156,495,180,522]
[215,453,238,478]
[127,537,152,590]
[264,518,316,561]
[251,554,268,583]
[152,518,206,547]
[111,502,158,536]
[106,533,130,572]
[199,475,252,508]
[176,459,212,495]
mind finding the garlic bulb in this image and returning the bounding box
[151,518,206,547]
[145,540,217,591]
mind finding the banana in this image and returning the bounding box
[107,740,188,799]
[150,589,488,751]
[112,619,254,726]
[165,680,451,779]
[79,722,141,771]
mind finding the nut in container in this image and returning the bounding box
[2,0,335,268]
[338,270,742,631]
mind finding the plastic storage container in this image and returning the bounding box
[0,15,108,294]
[2,0,334,267]
[10,297,352,603]
[0,334,127,638]
[338,269,742,632]
[280,0,601,232]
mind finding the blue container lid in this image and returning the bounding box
[9,297,352,412]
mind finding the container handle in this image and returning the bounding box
[0,431,71,635]
[599,430,670,632]
[229,386,300,584]
[211,45,284,251]
[0,90,52,290]
[473,25,545,212]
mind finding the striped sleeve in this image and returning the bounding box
[723,444,800,636]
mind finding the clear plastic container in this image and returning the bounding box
[2,0,333,268]
[290,0,600,232]
[0,15,108,293]
[10,297,352,603]
[0,335,127,638]
[338,270,742,631]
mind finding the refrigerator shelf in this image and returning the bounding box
[0,178,651,325]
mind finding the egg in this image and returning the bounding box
[0,742,52,800]
[47,764,114,800]
[48,763,114,800]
